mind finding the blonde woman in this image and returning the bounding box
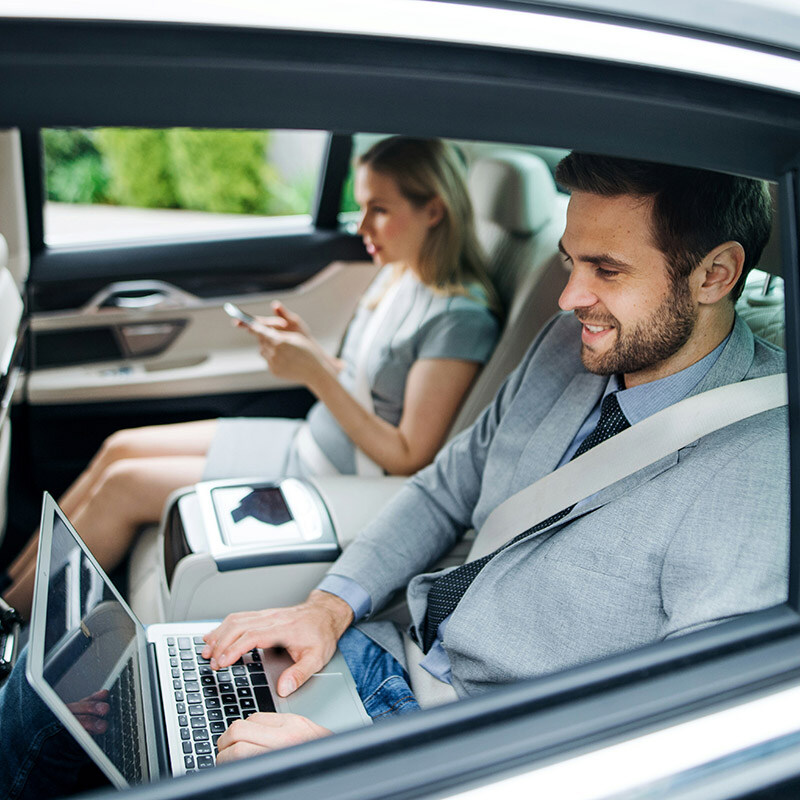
[3,137,501,619]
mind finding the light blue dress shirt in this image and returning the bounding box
[318,333,730,684]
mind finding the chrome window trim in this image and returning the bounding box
[450,680,800,800]
[3,1,800,98]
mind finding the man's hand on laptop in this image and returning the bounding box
[215,712,331,763]
[202,589,354,697]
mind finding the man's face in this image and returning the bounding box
[558,191,698,386]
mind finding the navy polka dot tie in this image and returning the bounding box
[420,391,630,652]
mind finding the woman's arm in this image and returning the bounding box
[246,320,481,475]
[309,356,480,475]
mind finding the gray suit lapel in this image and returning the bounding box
[512,371,606,491]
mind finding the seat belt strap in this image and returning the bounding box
[469,373,788,561]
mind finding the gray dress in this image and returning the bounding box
[203,267,500,480]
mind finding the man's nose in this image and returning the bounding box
[558,267,597,311]
[357,212,369,236]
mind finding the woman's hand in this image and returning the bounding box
[233,302,340,385]
[263,301,312,338]
[250,326,331,387]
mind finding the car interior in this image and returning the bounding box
[0,125,788,695]
[0,7,798,798]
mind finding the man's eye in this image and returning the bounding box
[596,267,619,279]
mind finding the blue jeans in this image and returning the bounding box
[337,628,420,720]
[0,649,106,800]
[0,633,418,798]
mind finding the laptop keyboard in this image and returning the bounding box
[168,636,276,772]
[96,658,143,784]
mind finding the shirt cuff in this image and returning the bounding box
[317,574,373,622]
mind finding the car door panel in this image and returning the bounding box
[26,260,378,404]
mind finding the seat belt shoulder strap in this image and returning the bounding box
[470,373,788,560]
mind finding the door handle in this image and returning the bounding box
[82,281,201,314]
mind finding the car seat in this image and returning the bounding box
[0,233,23,543]
[449,150,569,436]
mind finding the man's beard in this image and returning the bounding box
[576,279,697,377]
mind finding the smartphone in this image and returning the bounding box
[223,302,257,327]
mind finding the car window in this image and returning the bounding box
[41,127,329,248]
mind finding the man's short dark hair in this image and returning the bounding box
[554,153,773,301]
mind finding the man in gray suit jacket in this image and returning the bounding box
[202,153,788,759]
[198,152,788,759]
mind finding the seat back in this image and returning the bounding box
[449,151,569,436]
[0,233,23,542]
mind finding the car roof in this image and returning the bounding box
[2,0,800,100]
[6,0,800,53]
[511,0,800,56]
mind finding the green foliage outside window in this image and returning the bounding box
[42,128,110,204]
[42,127,316,215]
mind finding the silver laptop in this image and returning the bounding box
[26,492,370,788]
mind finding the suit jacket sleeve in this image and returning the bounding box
[660,416,790,639]
[327,314,563,615]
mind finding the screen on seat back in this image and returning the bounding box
[40,508,148,785]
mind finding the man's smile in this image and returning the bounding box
[576,314,617,346]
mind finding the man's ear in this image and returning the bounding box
[426,196,445,228]
[696,241,745,304]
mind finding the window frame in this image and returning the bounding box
[19,128,359,313]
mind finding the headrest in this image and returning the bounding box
[0,235,7,271]
[756,214,781,277]
[468,151,558,236]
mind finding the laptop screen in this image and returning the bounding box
[35,500,149,785]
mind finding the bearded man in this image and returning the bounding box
[1,154,788,786]
[198,153,787,760]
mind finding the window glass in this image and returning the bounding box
[42,128,329,247]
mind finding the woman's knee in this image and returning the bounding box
[92,458,149,508]
[99,427,145,464]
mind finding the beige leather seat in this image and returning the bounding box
[449,151,569,436]
[0,233,23,542]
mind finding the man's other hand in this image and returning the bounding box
[215,713,331,763]
[201,590,354,697]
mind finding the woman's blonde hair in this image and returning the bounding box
[357,136,502,316]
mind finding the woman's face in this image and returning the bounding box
[354,165,442,273]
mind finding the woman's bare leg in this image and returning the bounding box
[57,419,219,520]
[6,454,208,620]
[5,419,218,607]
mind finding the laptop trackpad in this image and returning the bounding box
[285,673,363,733]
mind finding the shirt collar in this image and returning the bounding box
[607,333,731,426]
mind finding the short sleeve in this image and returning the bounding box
[417,306,500,363]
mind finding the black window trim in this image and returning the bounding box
[21,126,356,299]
